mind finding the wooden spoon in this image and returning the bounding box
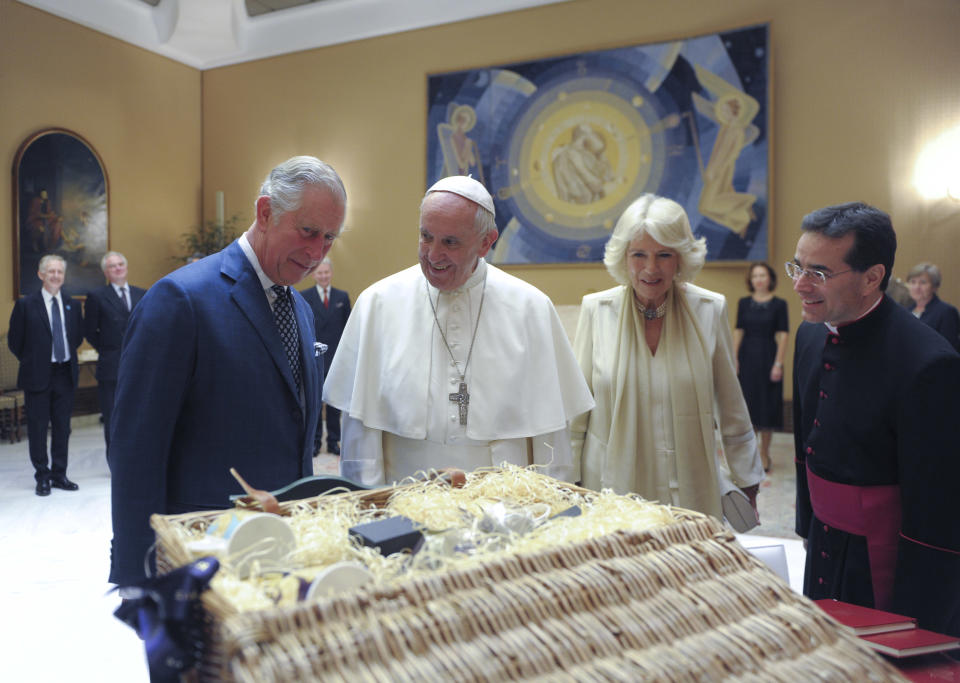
[230,467,282,515]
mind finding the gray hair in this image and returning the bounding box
[320,257,332,268]
[38,253,66,274]
[603,194,706,285]
[473,204,497,238]
[907,262,942,289]
[100,251,127,272]
[419,192,497,238]
[258,156,346,222]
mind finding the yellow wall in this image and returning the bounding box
[0,0,202,325]
[4,0,960,391]
[201,0,960,349]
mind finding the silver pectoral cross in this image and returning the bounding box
[449,381,469,425]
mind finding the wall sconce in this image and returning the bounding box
[914,125,960,202]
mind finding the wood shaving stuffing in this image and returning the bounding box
[178,464,675,612]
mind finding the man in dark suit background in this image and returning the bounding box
[301,257,350,455]
[83,251,146,464]
[109,156,347,585]
[8,254,84,496]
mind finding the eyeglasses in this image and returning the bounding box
[784,262,854,285]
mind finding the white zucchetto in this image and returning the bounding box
[425,176,495,217]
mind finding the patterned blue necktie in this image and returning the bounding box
[271,285,302,392]
[51,297,67,362]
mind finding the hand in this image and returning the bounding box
[770,363,783,382]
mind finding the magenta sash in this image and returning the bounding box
[806,465,901,610]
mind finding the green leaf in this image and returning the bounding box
[174,214,243,263]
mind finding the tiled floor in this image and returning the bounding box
[1,417,148,682]
[0,422,804,682]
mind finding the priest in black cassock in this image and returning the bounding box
[789,202,960,638]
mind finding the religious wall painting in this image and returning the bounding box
[426,23,770,265]
[12,128,109,299]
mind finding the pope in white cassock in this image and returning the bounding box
[324,176,595,486]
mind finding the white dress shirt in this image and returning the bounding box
[41,288,71,362]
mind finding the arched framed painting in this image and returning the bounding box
[12,128,109,299]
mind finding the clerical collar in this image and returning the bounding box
[427,257,487,296]
[824,294,883,335]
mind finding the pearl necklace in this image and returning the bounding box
[634,296,667,320]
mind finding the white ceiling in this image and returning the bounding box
[17,0,571,70]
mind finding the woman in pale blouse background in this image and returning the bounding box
[571,194,763,526]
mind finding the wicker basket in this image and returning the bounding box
[151,478,905,682]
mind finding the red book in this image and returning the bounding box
[895,652,960,682]
[814,599,917,636]
[862,628,960,658]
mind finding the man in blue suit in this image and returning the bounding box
[301,257,351,455]
[8,254,84,495]
[83,251,146,464]
[108,156,347,585]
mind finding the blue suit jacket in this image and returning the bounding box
[108,241,322,584]
[300,284,351,368]
[7,289,83,390]
[83,283,146,382]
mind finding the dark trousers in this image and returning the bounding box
[324,403,341,447]
[98,379,116,463]
[316,364,341,450]
[24,363,75,482]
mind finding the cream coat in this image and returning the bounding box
[571,283,762,518]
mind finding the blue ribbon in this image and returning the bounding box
[113,557,219,682]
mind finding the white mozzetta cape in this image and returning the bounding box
[324,261,594,443]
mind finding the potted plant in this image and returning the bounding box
[175,214,242,263]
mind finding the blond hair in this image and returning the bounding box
[603,194,706,285]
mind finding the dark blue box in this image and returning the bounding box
[349,516,423,556]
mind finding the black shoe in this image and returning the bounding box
[50,476,79,491]
[35,478,51,496]
[327,443,340,456]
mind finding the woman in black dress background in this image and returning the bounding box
[733,262,788,471]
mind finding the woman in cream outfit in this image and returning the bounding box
[571,194,763,523]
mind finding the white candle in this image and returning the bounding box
[216,190,224,227]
